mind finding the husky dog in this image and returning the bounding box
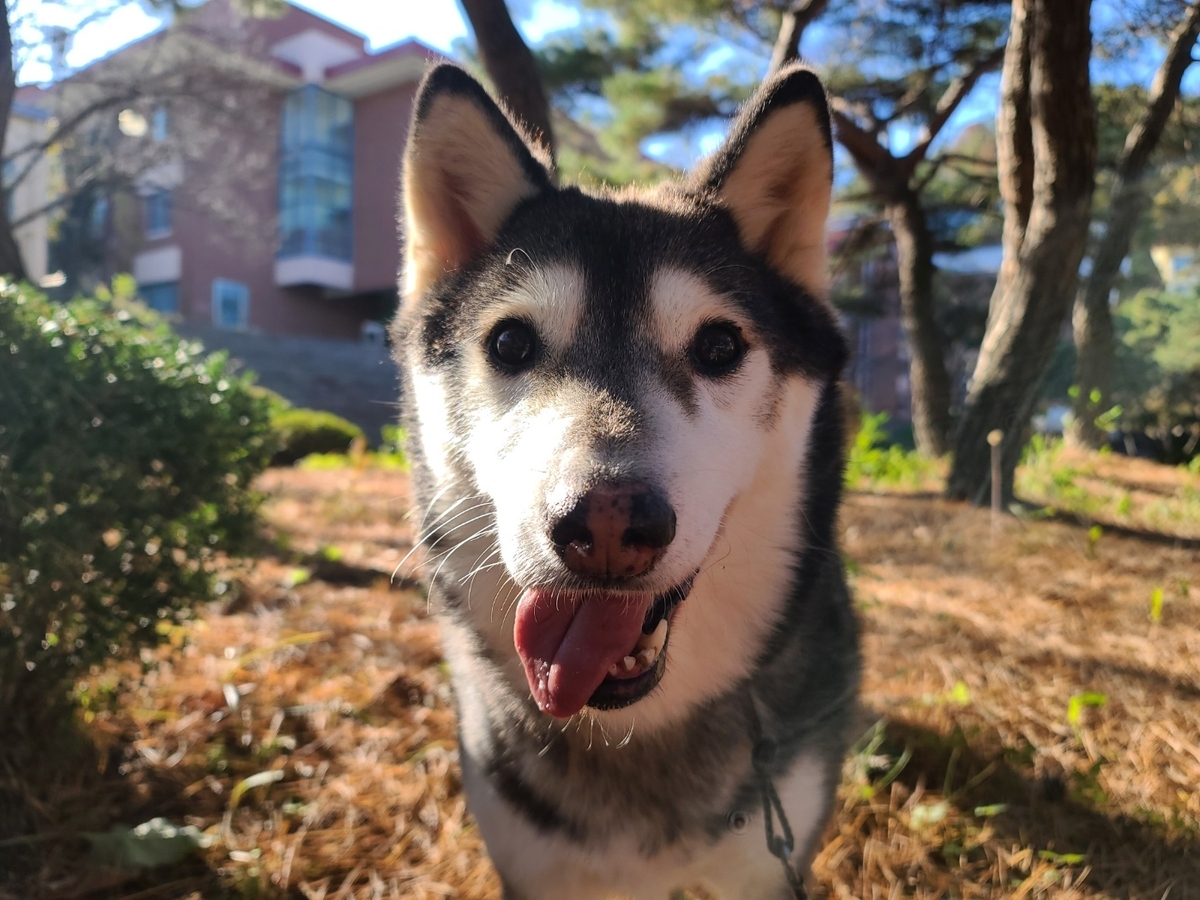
[395,62,859,900]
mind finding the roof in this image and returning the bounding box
[16,0,442,102]
[324,40,442,98]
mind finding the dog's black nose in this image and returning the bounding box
[550,481,676,580]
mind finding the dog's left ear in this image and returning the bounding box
[402,65,553,298]
[692,65,834,299]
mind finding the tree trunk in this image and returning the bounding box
[1068,183,1142,447]
[459,0,556,163]
[1068,0,1200,448]
[0,0,28,281]
[947,0,1096,506]
[885,191,953,456]
[767,0,830,74]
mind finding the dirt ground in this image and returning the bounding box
[6,459,1200,899]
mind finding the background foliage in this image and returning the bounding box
[269,407,364,465]
[0,285,274,749]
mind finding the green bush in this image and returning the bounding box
[0,285,273,738]
[845,412,941,490]
[1110,287,1200,464]
[269,408,363,465]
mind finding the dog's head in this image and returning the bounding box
[398,65,845,724]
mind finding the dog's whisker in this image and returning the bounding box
[392,498,491,580]
[615,717,636,749]
[423,526,499,596]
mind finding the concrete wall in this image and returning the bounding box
[178,324,401,441]
[6,111,50,283]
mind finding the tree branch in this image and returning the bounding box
[460,0,556,162]
[767,0,830,74]
[829,103,898,187]
[903,45,1005,166]
[4,88,143,196]
[1116,0,1200,182]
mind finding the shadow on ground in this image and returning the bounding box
[867,713,1200,898]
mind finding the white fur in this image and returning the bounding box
[426,265,821,737]
[401,64,841,900]
[465,748,828,900]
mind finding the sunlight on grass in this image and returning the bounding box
[1017,437,1200,539]
[844,412,946,493]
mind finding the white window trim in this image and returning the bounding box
[212,279,250,331]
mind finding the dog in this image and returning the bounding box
[394,62,859,900]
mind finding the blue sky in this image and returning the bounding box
[19,0,1197,93]
[15,1,566,83]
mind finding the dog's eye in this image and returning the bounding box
[690,322,745,375]
[487,319,538,372]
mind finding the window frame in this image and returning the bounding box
[144,189,172,239]
[278,85,354,262]
[140,280,179,315]
[211,279,250,331]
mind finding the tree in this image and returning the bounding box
[459,0,557,161]
[768,0,829,73]
[1068,0,1200,448]
[946,0,1097,504]
[786,2,1008,455]
[0,0,27,278]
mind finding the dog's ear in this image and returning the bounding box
[692,65,833,299]
[402,65,553,298]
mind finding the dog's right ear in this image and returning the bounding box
[691,65,833,300]
[402,65,553,298]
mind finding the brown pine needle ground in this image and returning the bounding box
[5,456,1200,899]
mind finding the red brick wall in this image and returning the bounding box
[352,82,418,293]
[107,0,425,339]
[169,94,371,340]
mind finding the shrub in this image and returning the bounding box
[1109,288,1200,464]
[0,285,273,741]
[270,408,363,465]
[845,412,941,491]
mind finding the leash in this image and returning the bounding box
[745,693,810,900]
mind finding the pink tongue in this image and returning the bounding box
[514,588,650,718]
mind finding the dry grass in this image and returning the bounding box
[4,455,1200,899]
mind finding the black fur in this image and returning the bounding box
[395,62,859,898]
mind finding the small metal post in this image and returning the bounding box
[987,429,1003,525]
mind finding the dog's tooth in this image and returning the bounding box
[607,663,620,677]
[636,647,656,669]
[649,619,668,651]
[622,656,636,672]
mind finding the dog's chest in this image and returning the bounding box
[461,742,828,900]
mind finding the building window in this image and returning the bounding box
[279,85,353,261]
[2,159,12,222]
[140,281,178,314]
[144,190,172,238]
[152,106,169,143]
[89,197,110,239]
[212,279,249,330]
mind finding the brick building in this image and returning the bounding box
[33,1,440,340]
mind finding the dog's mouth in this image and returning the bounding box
[513,576,695,719]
